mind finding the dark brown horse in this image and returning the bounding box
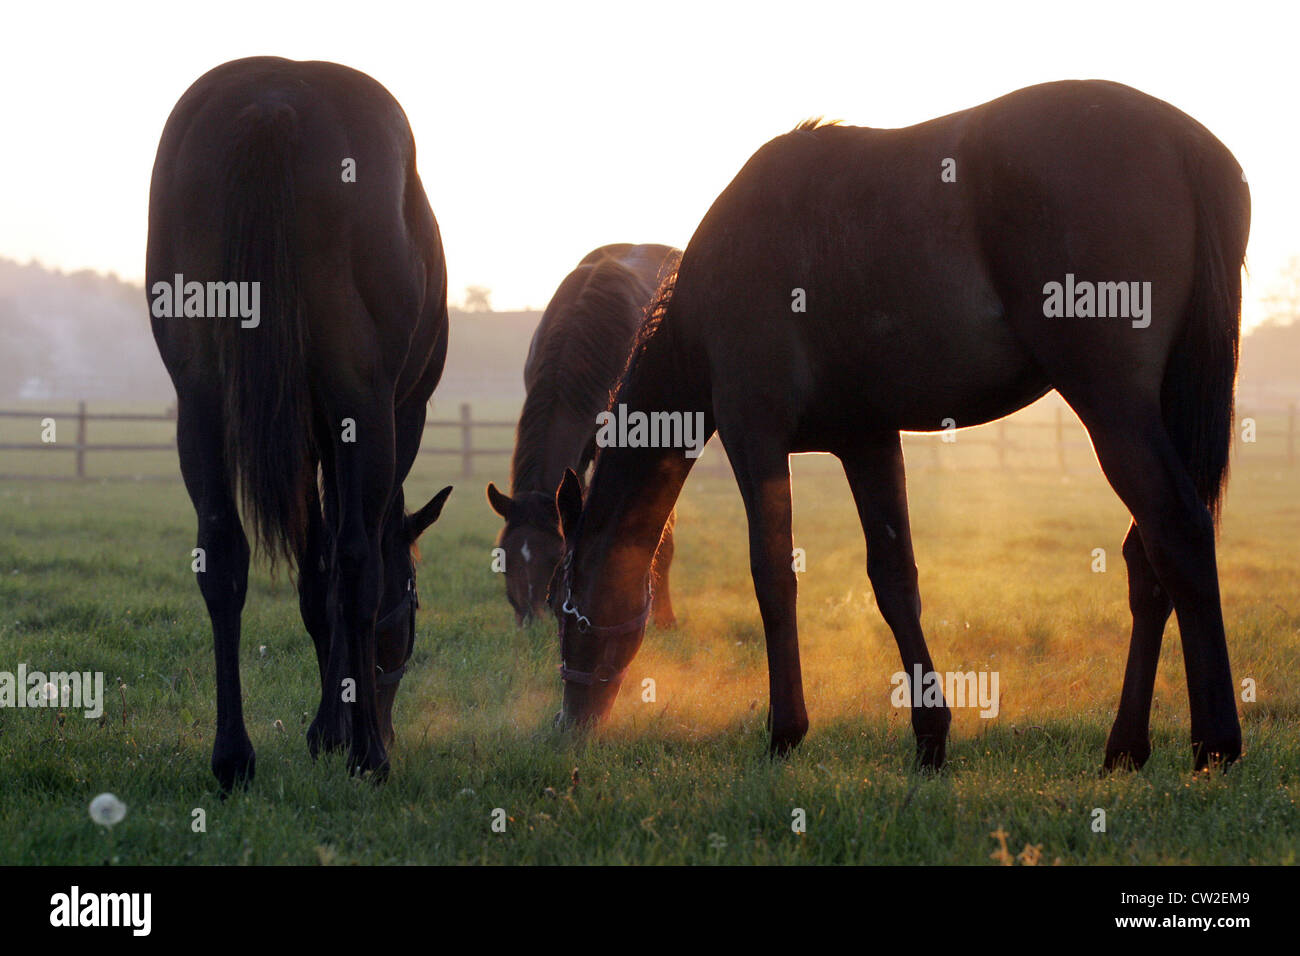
[487,244,681,626]
[551,80,1249,772]
[148,57,452,790]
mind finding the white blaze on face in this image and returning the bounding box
[520,538,535,609]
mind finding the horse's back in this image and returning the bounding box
[672,80,1247,436]
[571,243,678,294]
[609,243,680,294]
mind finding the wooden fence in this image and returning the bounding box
[0,402,515,481]
[0,400,1295,481]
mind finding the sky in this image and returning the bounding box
[2,0,1297,326]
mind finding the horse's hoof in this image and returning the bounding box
[348,741,391,781]
[307,713,350,758]
[1192,736,1241,772]
[915,737,947,772]
[212,737,255,794]
[1102,740,1150,773]
[768,720,809,758]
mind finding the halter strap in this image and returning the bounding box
[375,578,417,687]
[558,578,651,685]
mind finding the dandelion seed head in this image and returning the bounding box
[89,792,126,828]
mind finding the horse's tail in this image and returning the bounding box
[1163,135,1250,526]
[214,101,313,570]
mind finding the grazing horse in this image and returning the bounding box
[487,244,681,626]
[551,80,1249,772]
[147,57,453,790]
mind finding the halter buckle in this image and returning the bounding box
[561,588,592,633]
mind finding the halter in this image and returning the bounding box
[375,577,417,687]
[557,555,651,685]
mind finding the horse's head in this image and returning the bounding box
[487,482,565,626]
[550,468,650,728]
[373,484,452,742]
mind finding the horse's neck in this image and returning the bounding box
[513,287,643,498]
[511,411,591,497]
[578,320,711,611]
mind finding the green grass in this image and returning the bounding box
[0,431,1297,864]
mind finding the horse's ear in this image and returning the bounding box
[486,482,512,519]
[556,468,583,539]
[406,486,452,542]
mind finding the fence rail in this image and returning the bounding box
[0,401,518,480]
[0,400,1295,481]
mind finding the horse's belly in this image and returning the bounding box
[887,368,1051,432]
[850,278,1046,422]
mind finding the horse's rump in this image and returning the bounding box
[149,58,435,568]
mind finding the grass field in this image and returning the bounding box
[0,410,1298,865]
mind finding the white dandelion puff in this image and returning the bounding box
[89,793,127,828]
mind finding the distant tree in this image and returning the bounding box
[463,285,493,313]
[1239,256,1300,390]
[1261,254,1300,325]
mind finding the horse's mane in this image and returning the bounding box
[511,259,652,493]
[792,116,843,134]
[614,267,677,407]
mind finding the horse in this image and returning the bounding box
[487,244,681,627]
[550,80,1249,773]
[147,57,453,790]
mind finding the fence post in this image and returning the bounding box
[75,400,87,479]
[1056,406,1066,472]
[460,402,473,478]
[1289,403,1296,468]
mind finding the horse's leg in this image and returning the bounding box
[299,479,329,683]
[840,435,950,769]
[325,397,396,778]
[1080,407,1240,770]
[304,461,351,757]
[1103,522,1173,770]
[649,508,677,628]
[176,389,254,792]
[723,432,807,755]
[372,395,430,749]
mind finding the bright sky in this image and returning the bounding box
[2,0,1295,326]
